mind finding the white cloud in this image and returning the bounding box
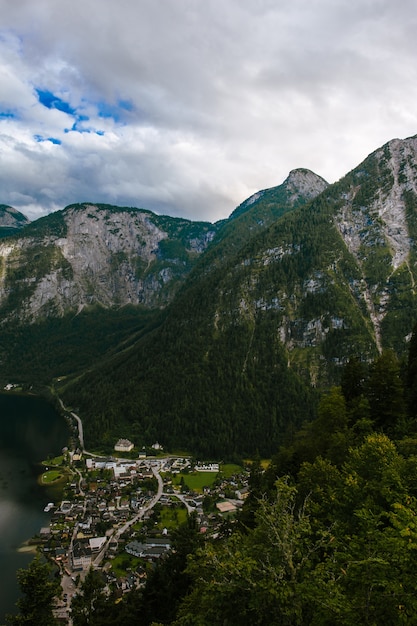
[0,0,417,222]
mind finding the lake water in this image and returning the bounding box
[0,394,69,623]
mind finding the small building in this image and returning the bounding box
[125,537,171,561]
[114,439,134,452]
[72,540,92,570]
[216,501,237,514]
[89,536,106,553]
[195,463,220,472]
[236,487,250,500]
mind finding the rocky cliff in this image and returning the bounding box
[0,203,217,322]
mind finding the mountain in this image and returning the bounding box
[59,136,417,457]
[0,203,218,384]
[0,203,217,322]
[197,169,328,272]
[55,170,333,456]
[0,205,30,237]
[2,135,417,457]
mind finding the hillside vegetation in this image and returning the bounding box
[1,136,417,458]
[15,338,417,625]
[60,138,417,456]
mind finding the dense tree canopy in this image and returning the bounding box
[10,333,417,625]
[6,555,60,626]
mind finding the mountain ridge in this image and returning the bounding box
[58,134,417,455]
[2,135,417,456]
[0,202,218,322]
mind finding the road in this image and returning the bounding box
[57,398,84,450]
[114,463,164,540]
[89,463,164,568]
[70,412,84,450]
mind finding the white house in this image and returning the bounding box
[114,439,134,452]
[195,463,219,472]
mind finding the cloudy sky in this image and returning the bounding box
[1,0,417,222]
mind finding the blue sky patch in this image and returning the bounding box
[96,98,134,122]
[35,89,76,116]
[34,134,62,145]
[0,110,18,119]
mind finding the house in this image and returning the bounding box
[125,537,171,561]
[125,540,144,558]
[60,501,73,513]
[114,439,134,452]
[89,536,106,553]
[195,463,220,472]
[71,540,92,570]
[216,501,237,513]
[235,486,250,500]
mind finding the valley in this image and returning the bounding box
[3,133,417,623]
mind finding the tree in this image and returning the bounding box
[366,351,406,434]
[6,554,60,626]
[341,357,366,405]
[70,568,107,626]
[176,479,343,625]
[407,323,417,422]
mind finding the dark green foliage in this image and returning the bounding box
[340,357,366,405]
[380,264,417,352]
[6,555,60,625]
[177,439,417,624]
[0,227,22,238]
[407,322,417,420]
[0,306,157,385]
[61,298,317,457]
[70,568,108,626]
[18,210,67,239]
[367,351,407,435]
[58,332,417,625]
[136,513,203,625]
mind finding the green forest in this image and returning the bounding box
[11,328,417,625]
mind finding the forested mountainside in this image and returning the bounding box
[0,204,217,383]
[57,170,330,457]
[2,135,417,457]
[16,342,417,625]
[60,135,417,457]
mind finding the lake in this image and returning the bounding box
[0,393,69,623]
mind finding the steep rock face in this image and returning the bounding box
[0,203,217,322]
[208,136,417,385]
[284,168,329,203]
[0,205,30,230]
[333,136,417,350]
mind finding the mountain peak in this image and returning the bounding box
[283,168,328,201]
[0,205,30,229]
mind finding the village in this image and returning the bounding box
[36,437,250,623]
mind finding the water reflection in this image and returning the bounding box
[0,394,69,622]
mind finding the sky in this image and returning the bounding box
[1,0,417,223]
